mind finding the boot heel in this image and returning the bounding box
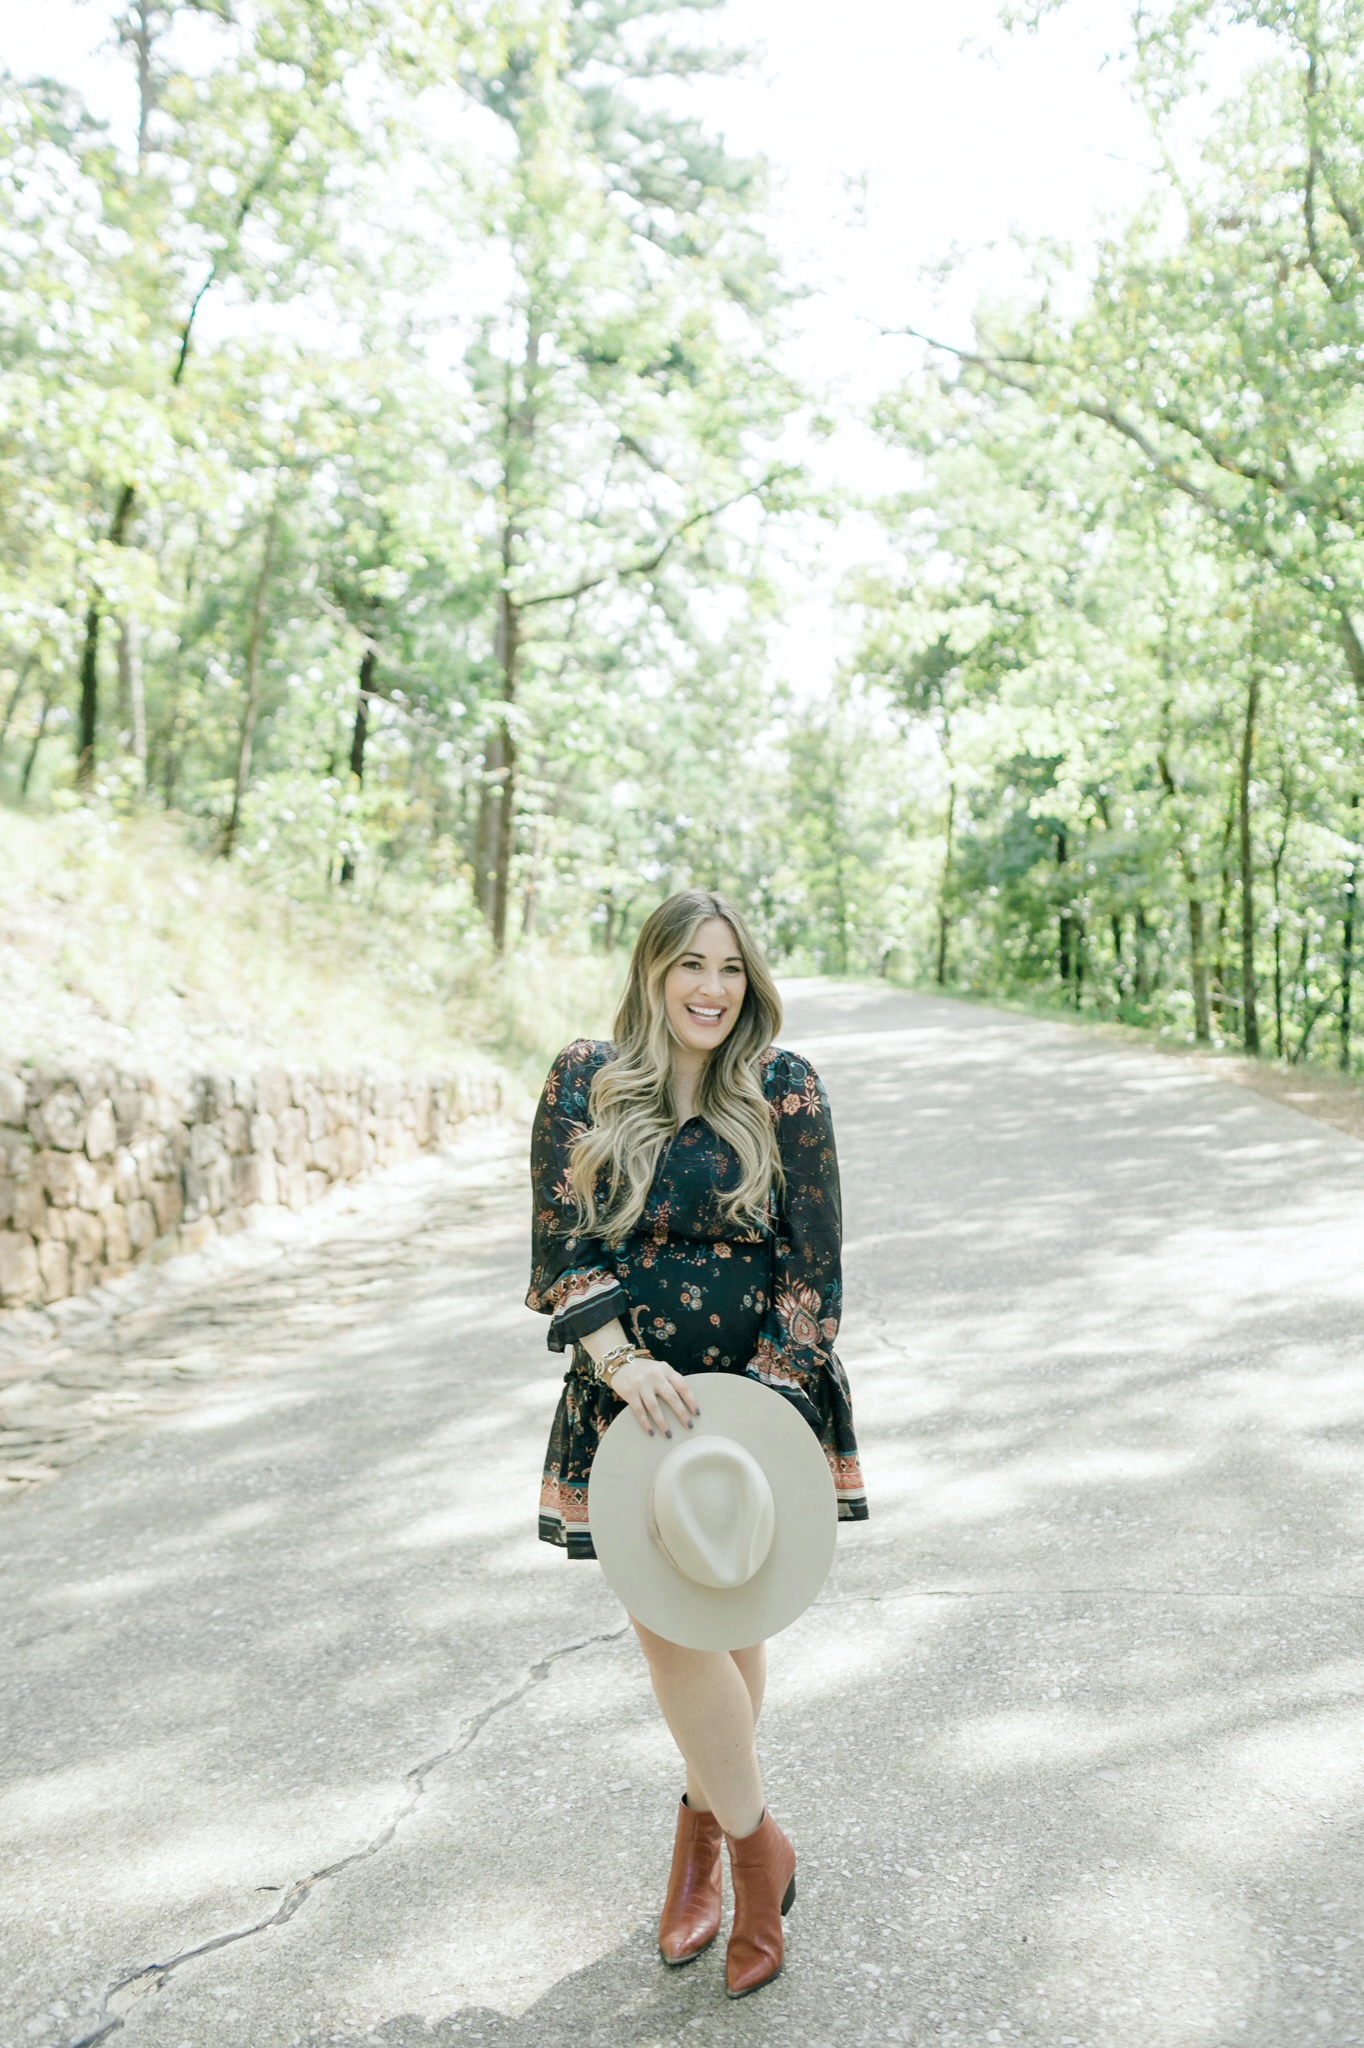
[781,1875,796,1916]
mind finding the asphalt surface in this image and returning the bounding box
[2,984,1363,2048]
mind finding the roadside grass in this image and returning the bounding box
[0,805,622,1091]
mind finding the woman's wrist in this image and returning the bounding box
[592,1340,637,1390]
[581,1336,654,1392]
[593,1343,651,1392]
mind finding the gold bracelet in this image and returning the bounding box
[593,1342,634,1388]
[592,1341,640,1390]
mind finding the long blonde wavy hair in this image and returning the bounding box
[567,889,784,1242]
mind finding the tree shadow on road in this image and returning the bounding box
[4,988,1364,2048]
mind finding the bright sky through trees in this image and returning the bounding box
[689,1,1265,685]
[0,0,1256,690]
[2,2,1247,441]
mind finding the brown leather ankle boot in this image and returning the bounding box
[723,1809,796,1997]
[657,1796,723,1965]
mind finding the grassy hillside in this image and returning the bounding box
[0,806,621,1089]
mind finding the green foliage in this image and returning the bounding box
[858,0,1364,1065]
[0,0,804,968]
[9,0,1364,1082]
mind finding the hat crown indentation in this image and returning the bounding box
[648,1434,776,1591]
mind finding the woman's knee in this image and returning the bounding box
[631,1616,717,1679]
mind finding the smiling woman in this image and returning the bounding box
[524,886,867,2003]
[664,923,747,1045]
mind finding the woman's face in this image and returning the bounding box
[663,918,748,1058]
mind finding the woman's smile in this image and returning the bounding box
[665,917,748,1055]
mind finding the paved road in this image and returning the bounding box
[3,986,1363,2048]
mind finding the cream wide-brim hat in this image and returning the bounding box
[588,1372,838,1652]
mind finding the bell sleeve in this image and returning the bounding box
[746,1051,844,1410]
[526,1041,632,1354]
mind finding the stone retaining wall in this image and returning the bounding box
[0,1063,504,1310]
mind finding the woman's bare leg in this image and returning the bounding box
[682,1641,767,1814]
[731,1641,767,1724]
[632,1618,765,1838]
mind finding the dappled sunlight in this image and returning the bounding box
[4,986,1364,2047]
[1026,1879,1258,2044]
[1,1736,410,1917]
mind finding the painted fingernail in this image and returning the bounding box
[664,1429,673,1438]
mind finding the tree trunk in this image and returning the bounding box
[350,645,376,782]
[1056,826,1071,985]
[1156,741,1210,1041]
[1134,904,1150,1001]
[21,688,50,796]
[1188,894,1211,1042]
[1212,784,1236,1031]
[521,831,542,939]
[129,0,155,166]
[477,581,520,946]
[76,606,100,787]
[0,657,32,756]
[118,618,146,770]
[477,316,540,947]
[1343,793,1359,1073]
[1238,668,1260,1053]
[1269,769,1293,1060]
[75,484,137,790]
[935,773,955,986]
[339,643,377,885]
[221,505,279,859]
[493,708,517,951]
[474,725,504,925]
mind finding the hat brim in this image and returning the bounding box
[588,1373,837,1651]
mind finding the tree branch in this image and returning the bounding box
[905,325,1292,496]
[172,131,300,386]
[906,326,1289,558]
[516,478,771,612]
[908,327,1364,710]
[1302,45,1353,302]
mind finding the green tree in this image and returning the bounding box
[454,0,795,946]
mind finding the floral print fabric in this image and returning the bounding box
[527,1037,869,1557]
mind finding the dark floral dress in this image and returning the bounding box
[527,1038,869,1558]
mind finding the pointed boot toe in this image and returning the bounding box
[658,1796,723,1966]
[724,1810,796,1998]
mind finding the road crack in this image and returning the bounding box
[64,1622,628,2048]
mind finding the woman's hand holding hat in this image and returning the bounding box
[610,1354,700,1438]
[589,1372,838,1652]
[577,1318,700,1438]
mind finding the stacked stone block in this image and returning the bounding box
[0,1063,502,1311]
